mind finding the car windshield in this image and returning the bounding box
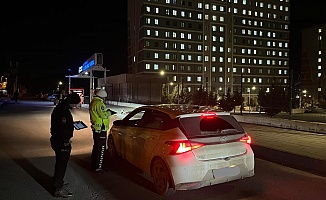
[179,115,244,137]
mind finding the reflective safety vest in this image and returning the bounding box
[89,96,110,131]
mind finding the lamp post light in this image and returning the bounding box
[57,81,63,91]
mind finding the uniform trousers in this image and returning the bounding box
[50,137,71,191]
[91,130,107,170]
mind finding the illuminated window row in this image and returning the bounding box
[239,48,288,57]
[233,57,288,66]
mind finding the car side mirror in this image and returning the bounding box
[113,120,123,126]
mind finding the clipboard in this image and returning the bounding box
[73,121,87,130]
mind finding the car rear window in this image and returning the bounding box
[179,115,244,137]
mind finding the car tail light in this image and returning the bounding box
[201,112,216,119]
[239,134,252,144]
[166,141,204,155]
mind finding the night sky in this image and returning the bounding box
[0,1,325,94]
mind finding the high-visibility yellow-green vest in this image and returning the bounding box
[89,96,110,131]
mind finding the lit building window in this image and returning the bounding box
[146,64,150,70]
[154,64,158,70]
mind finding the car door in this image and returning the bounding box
[132,109,169,170]
[115,109,145,162]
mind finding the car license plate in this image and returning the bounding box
[213,165,240,178]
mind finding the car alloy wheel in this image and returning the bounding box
[151,159,175,196]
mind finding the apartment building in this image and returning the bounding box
[127,0,290,104]
[301,24,326,107]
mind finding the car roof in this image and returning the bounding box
[138,104,230,118]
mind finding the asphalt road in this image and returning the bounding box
[0,99,325,200]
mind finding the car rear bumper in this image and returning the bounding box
[166,153,255,190]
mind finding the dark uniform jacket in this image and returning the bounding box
[50,101,74,143]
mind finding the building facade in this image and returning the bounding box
[127,0,290,105]
[301,24,326,107]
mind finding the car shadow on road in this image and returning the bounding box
[71,152,156,194]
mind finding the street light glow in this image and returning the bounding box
[160,70,165,76]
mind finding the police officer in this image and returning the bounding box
[89,89,111,172]
[50,93,81,198]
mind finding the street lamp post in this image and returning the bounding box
[160,70,165,103]
[248,86,256,113]
[302,90,307,108]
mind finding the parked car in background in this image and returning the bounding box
[46,94,58,101]
[107,104,254,196]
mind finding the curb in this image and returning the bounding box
[252,145,326,177]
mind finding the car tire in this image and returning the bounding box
[107,135,118,160]
[151,159,175,196]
